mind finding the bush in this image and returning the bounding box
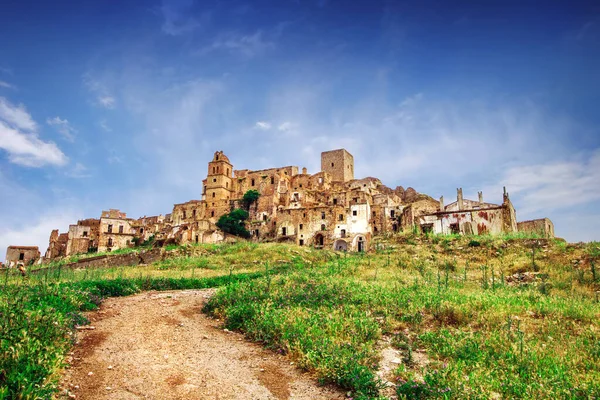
[242,190,260,211]
[216,209,251,238]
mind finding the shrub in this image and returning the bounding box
[216,209,251,238]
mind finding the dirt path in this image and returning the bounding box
[59,290,345,400]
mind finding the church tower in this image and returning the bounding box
[203,151,234,220]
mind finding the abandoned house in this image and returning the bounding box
[5,246,40,268]
[25,148,554,263]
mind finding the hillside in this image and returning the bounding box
[1,235,599,399]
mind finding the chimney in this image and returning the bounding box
[439,196,444,211]
[503,186,509,203]
[478,191,483,206]
[457,188,464,211]
[302,167,307,175]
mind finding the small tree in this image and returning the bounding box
[242,189,260,211]
[216,209,251,238]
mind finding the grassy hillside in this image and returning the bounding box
[1,237,599,399]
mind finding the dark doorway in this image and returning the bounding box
[450,223,460,234]
[357,237,365,252]
[315,234,324,248]
[421,224,434,234]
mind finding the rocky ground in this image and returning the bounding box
[58,289,344,400]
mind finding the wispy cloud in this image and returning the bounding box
[46,116,77,142]
[99,119,112,132]
[0,97,37,131]
[98,96,116,109]
[0,211,81,261]
[198,31,274,58]
[83,74,116,109]
[0,97,68,167]
[159,0,203,36]
[65,162,91,179]
[496,150,600,215]
[254,121,272,130]
[0,80,15,89]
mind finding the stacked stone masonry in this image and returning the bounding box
[4,148,555,266]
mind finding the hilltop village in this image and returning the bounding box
[5,149,554,267]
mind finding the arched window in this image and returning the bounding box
[107,238,113,247]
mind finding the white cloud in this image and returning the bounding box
[0,81,14,89]
[83,75,117,109]
[99,119,112,132]
[159,0,202,36]
[46,116,77,142]
[0,98,67,167]
[0,97,36,131]
[277,121,294,132]
[199,31,274,58]
[0,211,80,262]
[65,162,91,179]
[497,150,600,215]
[254,121,272,130]
[98,96,116,109]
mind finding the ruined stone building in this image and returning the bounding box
[4,148,555,265]
[5,246,40,268]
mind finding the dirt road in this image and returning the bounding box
[59,290,345,400]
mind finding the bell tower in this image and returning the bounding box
[203,151,234,204]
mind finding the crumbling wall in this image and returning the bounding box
[321,149,354,182]
[518,218,555,238]
[5,246,40,267]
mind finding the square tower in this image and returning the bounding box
[321,149,354,182]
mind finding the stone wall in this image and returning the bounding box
[321,149,354,182]
[5,246,40,267]
[518,218,555,238]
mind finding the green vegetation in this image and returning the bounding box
[216,208,251,238]
[2,236,599,399]
[242,189,260,210]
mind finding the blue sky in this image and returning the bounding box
[1,0,599,259]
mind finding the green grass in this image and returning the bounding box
[0,265,287,399]
[2,238,599,399]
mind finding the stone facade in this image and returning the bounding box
[37,148,554,261]
[5,246,40,267]
[66,218,100,256]
[518,218,555,238]
[416,187,522,236]
[98,210,136,253]
[321,149,354,183]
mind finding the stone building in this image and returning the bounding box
[66,218,100,256]
[98,209,135,253]
[45,230,68,259]
[416,188,518,235]
[5,246,40,267]
[40,148,554,259]
[518,218,555,238]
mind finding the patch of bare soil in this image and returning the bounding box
[58,289,344,400]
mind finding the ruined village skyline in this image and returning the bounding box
[5,148,555,266]
[1,1,599,260]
